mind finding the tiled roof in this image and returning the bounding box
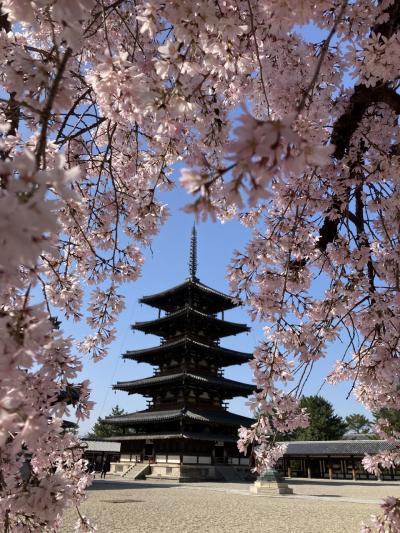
[106,432,238,442]
[112,432,183,441]
[282,440,399,456]
[133,306,250,337]
[106,407,254,427]
[140,278,238,312]
[106,408,182,424]
[185,408,253,426]
[135,306,247,330]
[123,336,252,364]
[113,372,254,396]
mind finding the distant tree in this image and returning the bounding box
[345,414,372,434]
[87,406,125,439]
[373,408,400,434]
[290,396,347,441]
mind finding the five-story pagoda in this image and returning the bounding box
[107,227,254,480]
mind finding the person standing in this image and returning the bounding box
[100,461,107,479]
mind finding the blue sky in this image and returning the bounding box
[63,182,370,435]
[60,21,365,435]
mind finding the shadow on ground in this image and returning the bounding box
[89,480,179,491]
[286,479,399,488]
[100,499,144,504]
[307,494,341,498]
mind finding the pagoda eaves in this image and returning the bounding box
[123,336,252,367]
[139,278,239,314]
[113,372,254,398]
[106,406,253,428]
[133,305,249,339]
[112,432,240,443]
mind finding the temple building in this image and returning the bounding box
[107,227,254,481]
[279,440,400,481]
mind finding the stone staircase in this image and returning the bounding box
[122,463,150,480]
[216,465,247,482]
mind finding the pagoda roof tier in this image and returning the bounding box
[105,407,254,427]
[133,306,250,339]
[123,336,252,367]
[113,372,254,398]
[106,432,238,443]
[139,278,238,314]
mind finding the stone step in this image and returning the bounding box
[123,463,150,480]
[216,466,246,482]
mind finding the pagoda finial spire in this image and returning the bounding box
[189,224,198,279]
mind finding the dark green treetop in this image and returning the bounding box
[290,395,347,441]
[87,405,125,439]
[345,413,371,434]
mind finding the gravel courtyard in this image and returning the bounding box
[60,478,400,533]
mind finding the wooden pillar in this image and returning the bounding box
[287,466,292,478]
[282,457,287,476]
[327,455,333,480]
[307,456,311,479]
[351,456,356,481]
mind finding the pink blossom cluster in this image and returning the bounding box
[237,342,309,472]
[181,111,334,209]
[0,154,95,529]
[361,497,400,533]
